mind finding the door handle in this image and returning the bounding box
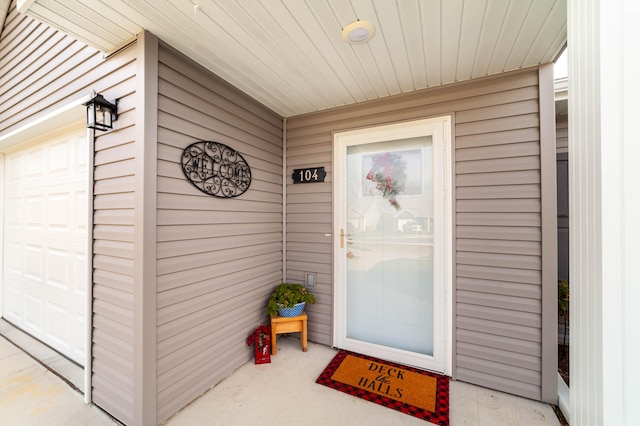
[340,228,351,248]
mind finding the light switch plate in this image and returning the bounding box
[305,272,317,288]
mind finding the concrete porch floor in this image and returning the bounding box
[0,328,562,426]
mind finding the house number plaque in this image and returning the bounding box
[292,167,326,184]
[181,141,251,198]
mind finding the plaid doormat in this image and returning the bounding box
[316,350,449,425]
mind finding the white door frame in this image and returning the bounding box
[332,116,453,375]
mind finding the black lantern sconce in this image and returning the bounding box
[85,93,118,131]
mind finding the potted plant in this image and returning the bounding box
[267,283,315,317]
[558,278,570,384]
[558,279,570,350]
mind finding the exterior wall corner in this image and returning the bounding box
[134,29,159,426]
[538,63,559,404]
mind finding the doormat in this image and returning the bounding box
[316,350,449,425]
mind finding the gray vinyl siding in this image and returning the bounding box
[286,67,551,401]
[91,52,137,424]
[0,3,96,134]
[155,45,283,423]
[0,3,138,424]
[556,114,568,154]
[2,7,284,421]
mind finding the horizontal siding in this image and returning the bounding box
[457,277,541,299]
[285,150,332,345]
[555,114,568,153]
[91,65,137,423]
[456,128,540,150]
[457,341,540,371]
[457,291,541,314]
[456,239,541,256]
[457,251,541,270]
[157,251,281,293]
[455,155,540,174]
[457,212,541,227]
[456,328,540,356]
[87,76,137,419]
[157,222,281,242]
[286,73,540,135]
[0,5,138,424]
[456,367,540,400]
[455,68,543,400]
[91,314,134,422]
[286,67,545,400]
[1,28,104,134]
[456,141,540,162]
[155,45,283,423]
[458,354,541,385]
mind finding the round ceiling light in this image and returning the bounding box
[342,20,376,44]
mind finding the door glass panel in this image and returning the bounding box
[346,136,433,355]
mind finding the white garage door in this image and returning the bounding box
[3,128,88,365]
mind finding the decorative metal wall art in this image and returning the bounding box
[181,141,251,198]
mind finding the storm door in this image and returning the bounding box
[333,117,451,373]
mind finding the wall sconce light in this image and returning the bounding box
[85,93,118,131]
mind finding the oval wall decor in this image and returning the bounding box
[181,141,252,198]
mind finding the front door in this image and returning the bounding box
[333,117,451,373]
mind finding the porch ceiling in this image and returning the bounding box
[16,0,566,117]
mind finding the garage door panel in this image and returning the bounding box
[49,193,72,231]
[73,253,87,296]
[3,285,23,321]
[46,302,73,348]
[26,148,45,180]
[47,248,70,290]
[72,313,86,360]
[76,137,88,173]
[24,245,44,281]
[24,293,44,333]
[26,196,44,226]
[3,128,87,366]
[5,153,22,183]
[5,242,22,274]
[75,191,88,232]
[5,198,23,228]
[49,141,70,175]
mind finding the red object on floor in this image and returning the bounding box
[254,341,271,364]
[247,326,271,364]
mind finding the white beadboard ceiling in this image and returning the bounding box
[16,0,566,117]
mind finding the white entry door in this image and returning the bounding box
[2,128,88,365]
[333,117,451,373]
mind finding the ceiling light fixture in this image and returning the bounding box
[342,20,376,44]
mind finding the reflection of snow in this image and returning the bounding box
[347,250,434,355]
